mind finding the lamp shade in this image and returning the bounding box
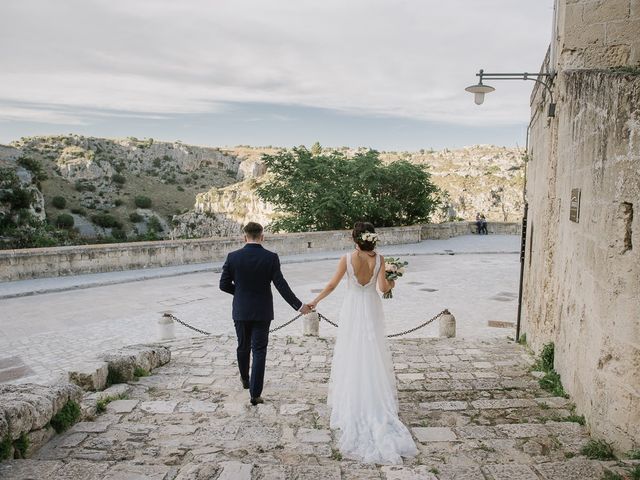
[465,83,495,105]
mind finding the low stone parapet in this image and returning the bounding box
[0,222,521,281]
[0,225,422,282]
[421,221,521,239]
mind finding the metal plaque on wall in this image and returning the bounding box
[569,188,581,223]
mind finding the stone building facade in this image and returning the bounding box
[523,0,639,450]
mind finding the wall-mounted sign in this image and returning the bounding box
[569,188,581,223]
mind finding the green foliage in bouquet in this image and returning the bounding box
[383,257,408,299]
[257,147,442,232]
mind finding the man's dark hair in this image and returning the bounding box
[243,222,264,240]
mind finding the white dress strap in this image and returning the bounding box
[345,253,353,276]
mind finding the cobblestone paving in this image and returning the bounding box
[0,251,519,385]
[1,334,632,479]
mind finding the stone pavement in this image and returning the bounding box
[0,334,631,480]
[0,236,521,385]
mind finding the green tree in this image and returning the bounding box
[257,147,441,232]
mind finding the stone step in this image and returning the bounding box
[0,336,632,480]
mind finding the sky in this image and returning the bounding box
[0,0,555,150]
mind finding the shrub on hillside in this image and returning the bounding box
[8,188,33,210]
[129,212,143,223]
[52,196,67,209]
[55,213,74,228]
[111,227,127,240]
[112,173,126,185]
[17,157,48,181]
[91,213,121,229]
[147,215,163,233]
[134,195,152,208]
[74,181,96,192]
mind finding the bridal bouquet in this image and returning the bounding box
[383,257,408,299]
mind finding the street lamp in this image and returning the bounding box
[465,67,556,342]
[465,69,557,117]
[465,78,494,105]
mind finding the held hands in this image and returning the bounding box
[300,301,318,315]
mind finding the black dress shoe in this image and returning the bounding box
[250,397,264,406]
[241,377,250,389]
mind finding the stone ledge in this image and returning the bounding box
[0,382,83,460]
[0,383,83,441]
[0,344,171,462]
[67,361,108,392]
[100,344,171,384]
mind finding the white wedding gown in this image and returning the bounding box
[327,253,418,464]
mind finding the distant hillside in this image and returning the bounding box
[173,145,525,239]
[0,136,523,248]
[381,145,525,222]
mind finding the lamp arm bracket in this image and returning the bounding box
[476,71,556,103]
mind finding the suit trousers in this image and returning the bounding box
[234,320,271,398]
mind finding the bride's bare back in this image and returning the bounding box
[350,251,377,286]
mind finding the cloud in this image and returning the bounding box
[0,0,555,126]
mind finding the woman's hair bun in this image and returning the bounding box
[352,221,376,251]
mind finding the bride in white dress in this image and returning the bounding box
[309,222,417,464]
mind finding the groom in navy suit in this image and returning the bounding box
[220,222,311,405]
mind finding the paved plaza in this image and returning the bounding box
[0,335,625,479]
[1,235,520,385]
[0,234,637,479]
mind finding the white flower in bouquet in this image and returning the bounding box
[383,257,408,299]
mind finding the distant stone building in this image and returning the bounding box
[523,0,639,449]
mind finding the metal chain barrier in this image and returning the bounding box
[164,313,211,336]
[268,312,304,333]
[165,309,449,338]
[318,309,449,338]
[385,309,449,338]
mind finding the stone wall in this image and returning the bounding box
[523,10,640,450]
[557,0,640,69]
[421,221,521,240]
[0,222,520,282]
[0,226,416,282]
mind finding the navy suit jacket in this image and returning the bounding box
[219,243,302,322]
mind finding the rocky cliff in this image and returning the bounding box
[0,135,251,247]
[171,145,525,238]
[382,145,526,222]
[1,136,524,248]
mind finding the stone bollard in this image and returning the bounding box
[303,311,320,336]
[158,313,176,341]
[439,309,456,338]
